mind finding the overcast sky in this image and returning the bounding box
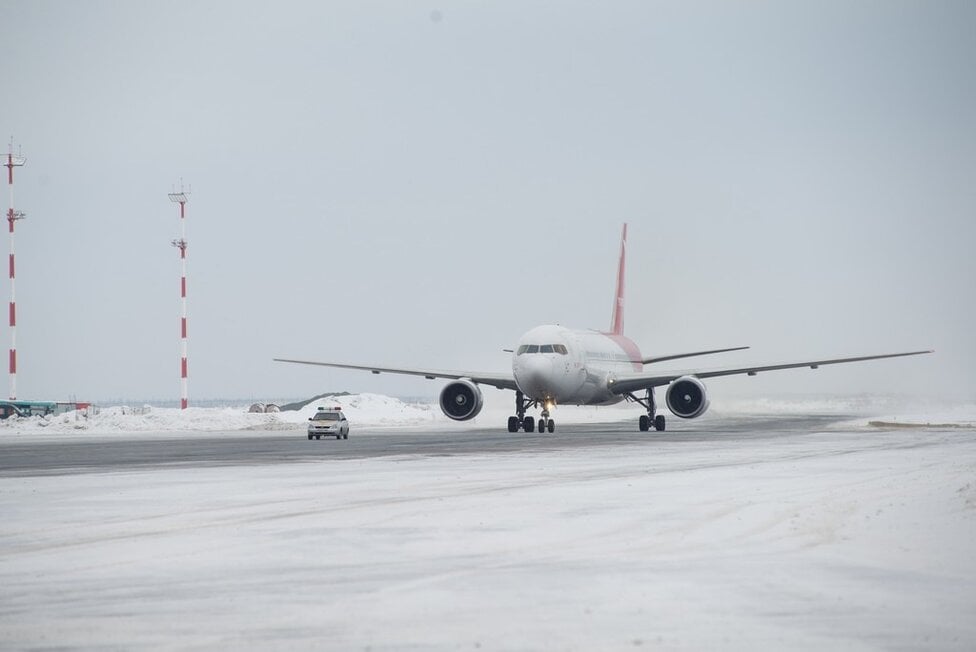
[1,1,973,404]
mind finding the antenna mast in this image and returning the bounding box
[6,140,26,400]
[168,182,189,409]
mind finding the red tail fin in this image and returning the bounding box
[610,223,627,335]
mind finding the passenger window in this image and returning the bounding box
[540,345,554,353]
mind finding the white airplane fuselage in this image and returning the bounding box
[512,324,642,407]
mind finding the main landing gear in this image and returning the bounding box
[630,389,666,432]
[507,391,555,433]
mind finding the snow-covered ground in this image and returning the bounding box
[0,391,642,440]
[0,393,436,435]
[1,396,974,650]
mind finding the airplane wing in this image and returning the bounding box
[640,346,749,365]
[608,350,933,395]
[273,358,519,392]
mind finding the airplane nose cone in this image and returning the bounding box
[515,355,554,398]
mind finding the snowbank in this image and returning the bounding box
[712,395,976,429]
[3,393,973,437]
[0,393,442,437]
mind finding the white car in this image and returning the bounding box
[307,407,349,440]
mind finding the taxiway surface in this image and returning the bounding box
[0,413,844,476]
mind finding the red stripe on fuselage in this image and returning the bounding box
[602,332,643,371]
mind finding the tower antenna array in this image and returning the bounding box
[5,141,26,400]
[168,183,190,409]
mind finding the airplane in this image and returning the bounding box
[275,224,931,434]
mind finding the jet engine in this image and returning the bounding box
[665,376,709,419]
[439,380,484,421]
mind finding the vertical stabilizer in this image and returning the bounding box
[610,223,627,335]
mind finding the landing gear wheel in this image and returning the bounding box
[508,416,519,433]
[307,433,313,440]
[523,416,535,433]
[343,433,349,439]
[538,419,546,433]
[639,415,649,432]
[336,434,341,440]
[654,415,666,431]
[547,420,555,433]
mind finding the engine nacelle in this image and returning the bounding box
[439,380,484,421]
[665,376,709,419]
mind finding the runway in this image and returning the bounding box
[0,413,848,477]
[2,412,974,650]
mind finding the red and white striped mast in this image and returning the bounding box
[168,184,189,409]
[6,141,26,401]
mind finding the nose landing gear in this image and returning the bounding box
[538,407,555,433]
[537,400,556,433]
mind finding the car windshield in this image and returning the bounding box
[312,412,341,421]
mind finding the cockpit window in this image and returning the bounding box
[517,343,568,355]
